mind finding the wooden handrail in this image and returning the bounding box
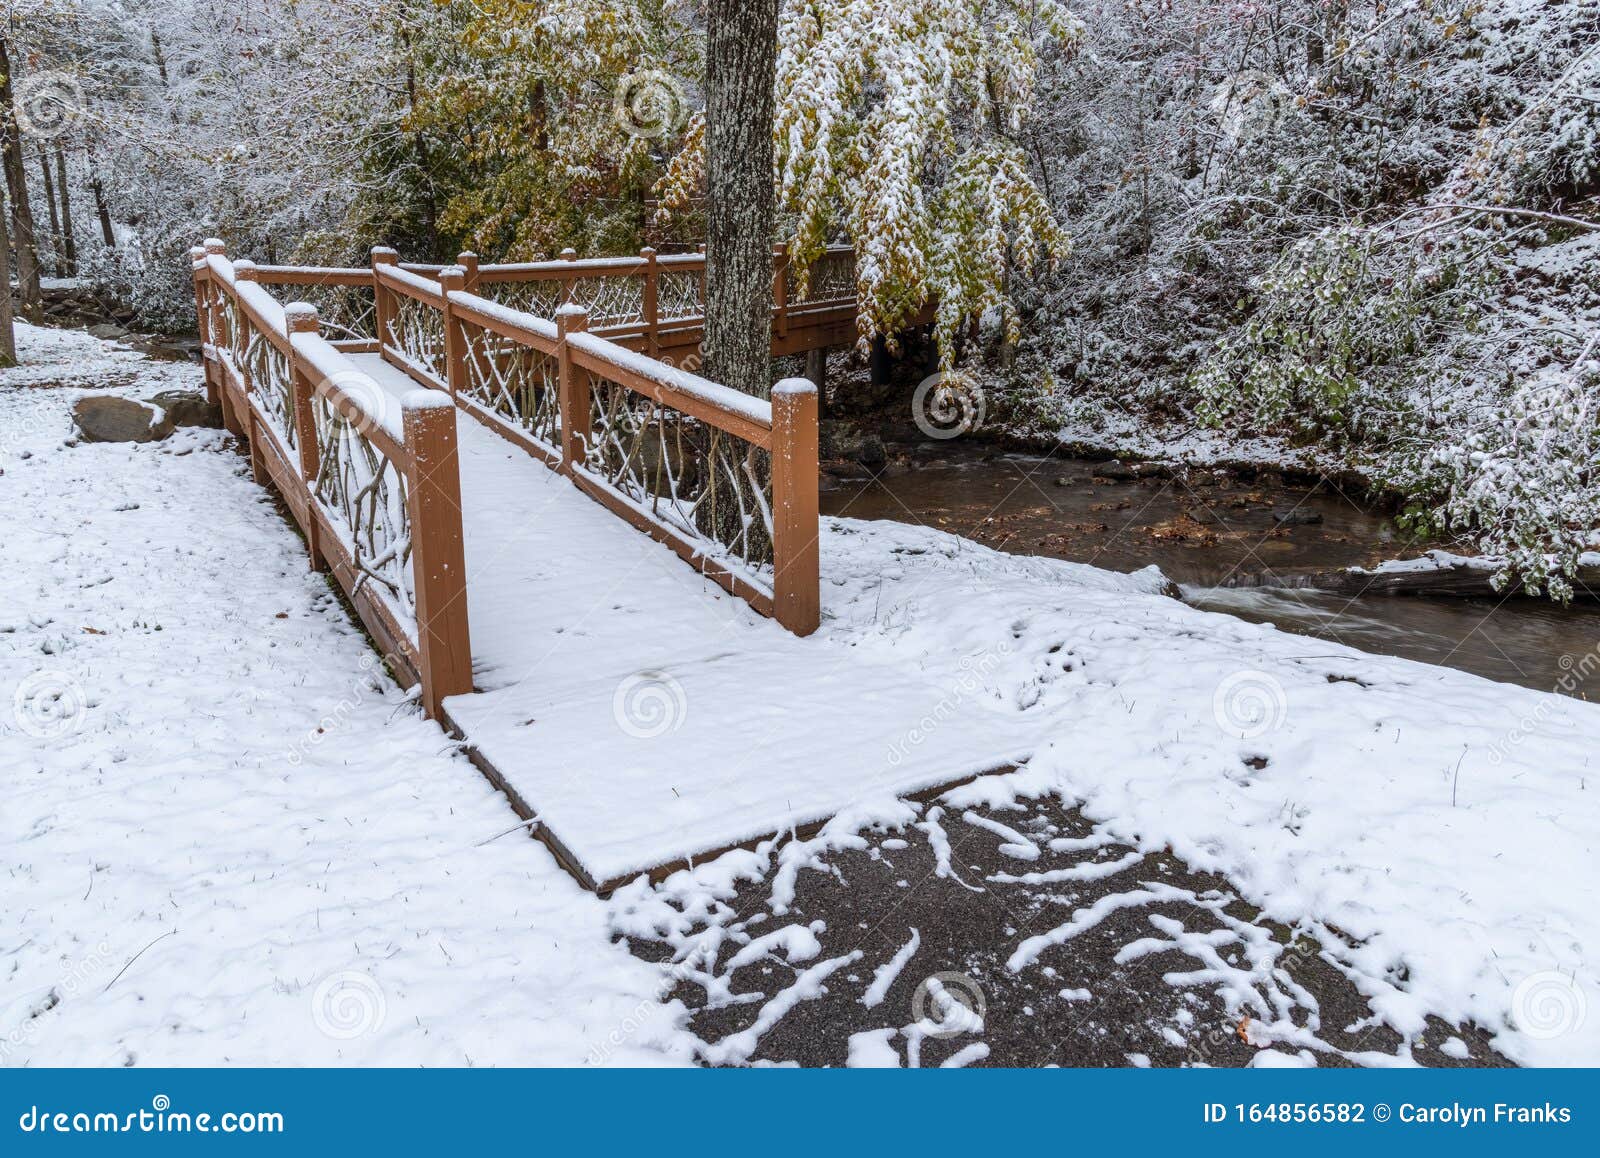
[196,237,831,641]
[191,243,474,716]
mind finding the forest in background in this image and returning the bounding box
[2,0,1597,597]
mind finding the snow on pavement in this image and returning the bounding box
[0,324,690,1066]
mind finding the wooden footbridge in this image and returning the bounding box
[190,240,862,720]
[189,240,1030,891]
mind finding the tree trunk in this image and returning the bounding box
[90,168,114,248]
[1,185,16,366]
[37,146,64,277]
[704,0,777,399]
[0,35,43,321]
[55,145,75,275]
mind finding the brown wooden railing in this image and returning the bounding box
[190,239,472,717]
[194,238,832,640]
[245,243,861,364]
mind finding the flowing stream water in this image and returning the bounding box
[821,449,1600,699]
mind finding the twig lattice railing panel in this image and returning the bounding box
[581,362,775,579]
[655,260,706,320]
[451,296,564,465]
[375,261,449,389]
[310,390,414,620]
[254,269,377,345]
[787,245,856,305]
[190,242,473,717]
[563,331,822,628]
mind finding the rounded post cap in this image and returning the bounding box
[203,238,227,254]
[233,258,258,280]
[560,247,578,260]
[773,377,818,399]
[640,246,658,258]
[284,302,319,332]
[370,245,400,263]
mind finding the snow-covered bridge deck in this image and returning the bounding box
[346,351,1043,889]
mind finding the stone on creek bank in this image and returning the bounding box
[71,390,221,443]
[820,420,888,471]
[1089,459,1171,482]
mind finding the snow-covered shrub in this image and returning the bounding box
[1189,225,1495,441]
[1423,340,1600,601]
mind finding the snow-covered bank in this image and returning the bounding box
[808,518,1599,1065]
[0,325,690,1066]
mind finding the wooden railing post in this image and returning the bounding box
[230,259,269,485]
[456,251,480,293]
[559,247,578,308]
[189,244,209,343]
[773,242,789,340]
[190,245,215,403]
[203,238,227,357]
[771,377,820,636]
[556,304,591,472]
[403,392,473,720]
[371,246,399,354]
[285,303,327,572]
[438,265,467,400]
[640,246,659,358]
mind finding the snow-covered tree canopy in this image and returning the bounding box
[659,0,1082,361]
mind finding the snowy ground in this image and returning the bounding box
[0,324,690,1066]
[3,322,1597,1067]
